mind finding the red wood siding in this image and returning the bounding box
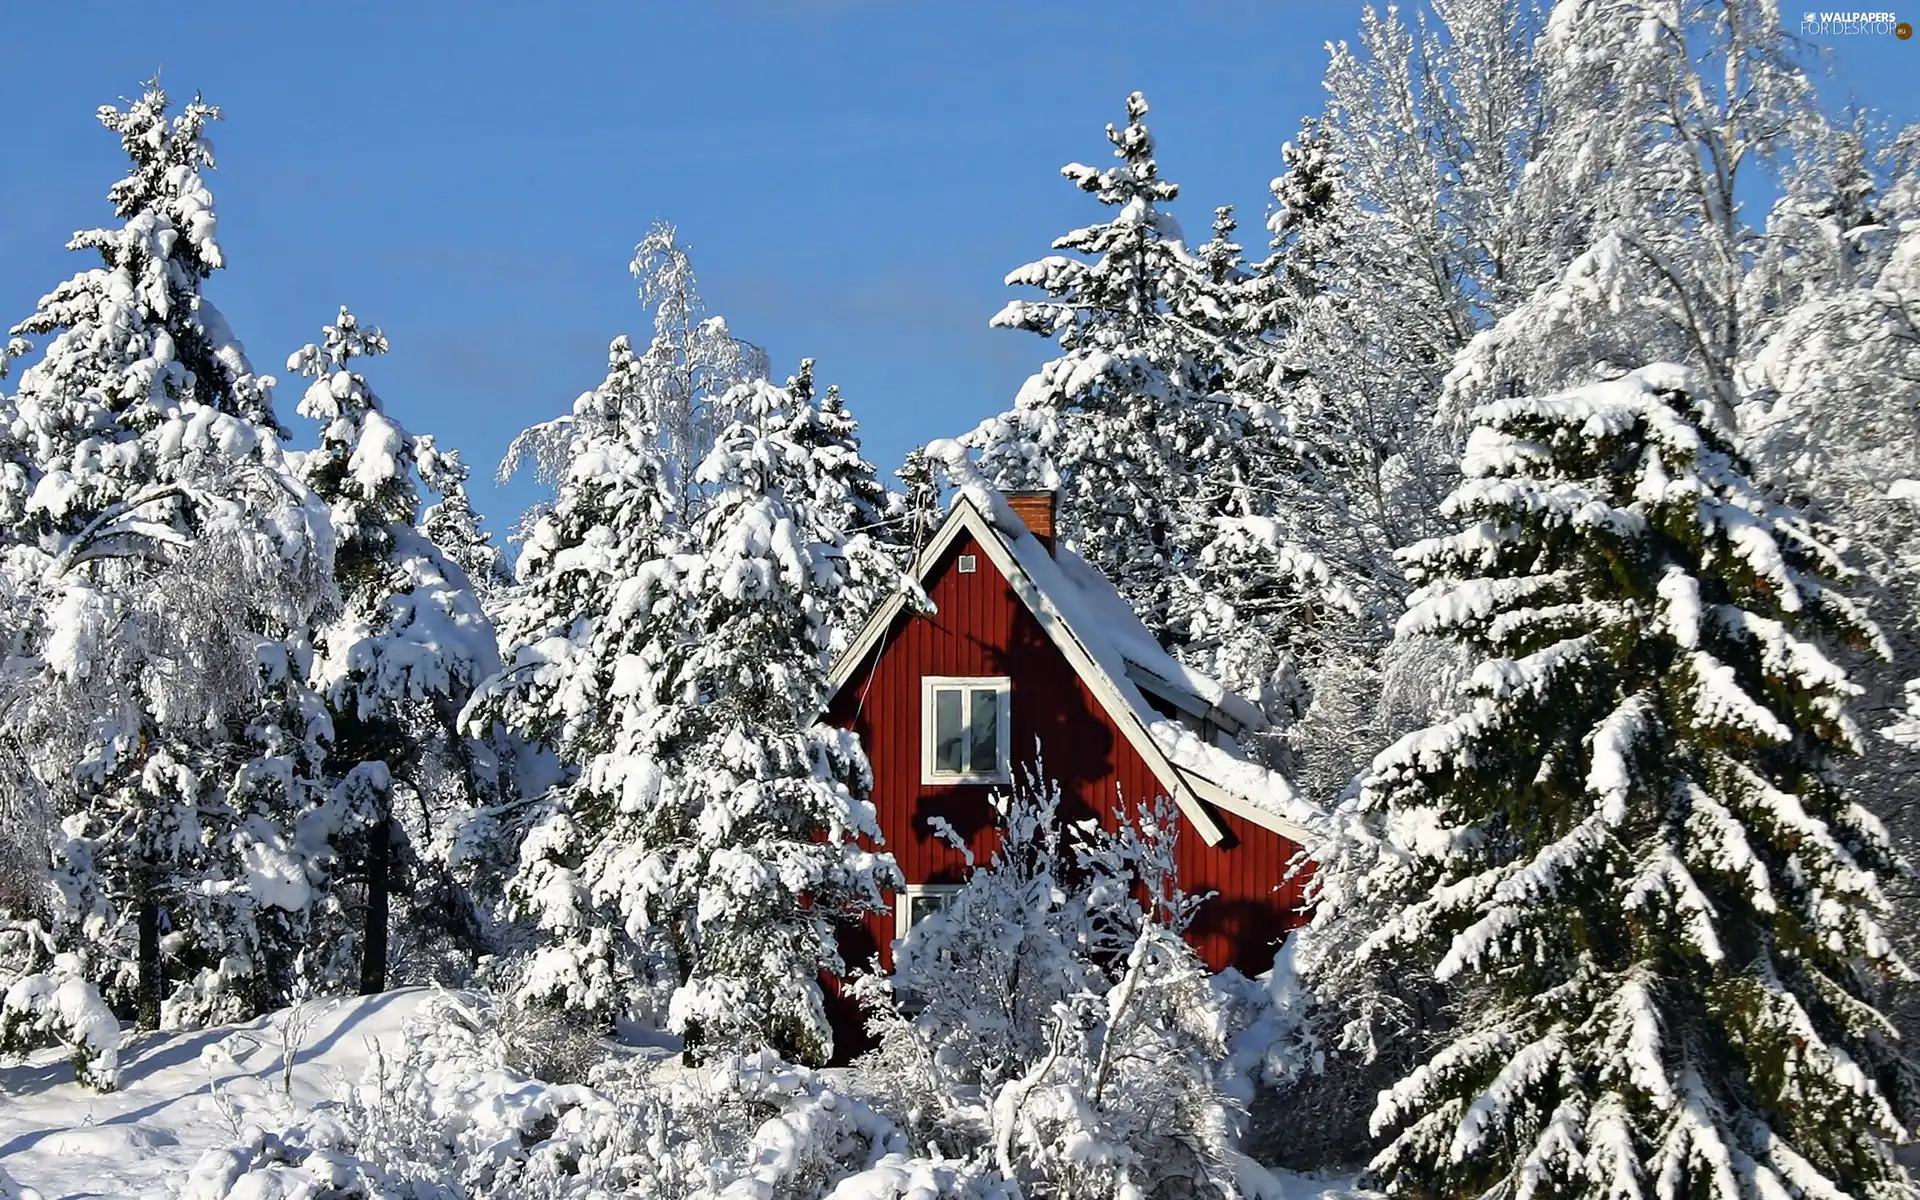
[824,531,1309,1058]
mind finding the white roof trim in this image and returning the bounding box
[1175,768,1316,846]
[827,496,1319,847]
[1125,663,1247,736]
[827,503,980,698]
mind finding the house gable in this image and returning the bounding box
[827,524,1178,878]
[829,499,1234,846]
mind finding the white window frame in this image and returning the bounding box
[895,883,964,942]
[920,675,1012,785]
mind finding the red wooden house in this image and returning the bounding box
[822,488,1320,1054]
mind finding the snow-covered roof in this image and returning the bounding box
[826,493,1319,847]
[1034,542,1267,736]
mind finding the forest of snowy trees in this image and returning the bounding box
[3,0,1920,1196]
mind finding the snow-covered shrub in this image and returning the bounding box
[491,992,608,1086]
[179,988,1013,1199]
[0,923,121,1090]
[851,769,1283,1198]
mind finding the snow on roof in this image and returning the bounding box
[997,518,1311,835]
[1145,717,1324,835]
[1041,543,1267,734]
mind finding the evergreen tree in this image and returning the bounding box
[775,360,912,653]
[496,366,897,1061]
[892,446,944,552]
[660,374,898,1060]
[416,436,513,604]
[1305,364,1912,1198]
[966,93,1342,754]
[968,92,1232,635]
[289,308,500,994]
[0,82,334,1036]
[467,335,681,1015]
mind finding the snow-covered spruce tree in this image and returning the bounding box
[416,436,513,605]
[775,360,914,654]
[625,371,897,1061]
[465,335,682,1015]
[0,81,335,1045]
[1157,205,1364,742]
[289,308,500,994]
[892,445,944,552]
[969,92,1240,637]
[504,367,898,1062]
[1305,363,1912,1197]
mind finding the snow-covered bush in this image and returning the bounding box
[0,923,121,1091]
[851,769,1286,1199]
[178,988,1012,1200]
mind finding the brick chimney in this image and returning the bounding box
[1006,489,1057,554]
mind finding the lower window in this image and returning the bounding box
[895,883,963,943]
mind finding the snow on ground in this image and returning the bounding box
[0,989,429,1200]
[0,988,1364,1200]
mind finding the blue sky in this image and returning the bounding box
[3,2,1915,542]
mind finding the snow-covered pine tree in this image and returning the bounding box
[289,308,500,994]
[891,446,944,553]
[774,360,912,652]
[654,375,899,1059]
[501,366,897,1061]
[969,92,1232,635]
[967,93,1365,757]
[1305,363,1912,1197]
[465,335,681,1014]
[416,436,513,604]
[0,81,335,1039]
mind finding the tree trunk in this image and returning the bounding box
[359,814,390,995]
[136,888,162,1030]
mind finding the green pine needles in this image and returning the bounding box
[1310,364,1913,1199]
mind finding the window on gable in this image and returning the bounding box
[922,676,1011,783]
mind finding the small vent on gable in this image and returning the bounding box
[957,554,977,574]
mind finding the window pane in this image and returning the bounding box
[934,689,964,773]
[909,894,944,928]
[969,688,1000,773]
